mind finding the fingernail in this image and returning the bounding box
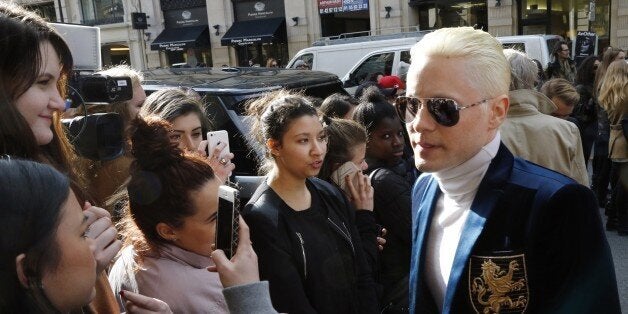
[119,290,125,298]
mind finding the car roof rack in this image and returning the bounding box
[312,26,430,46]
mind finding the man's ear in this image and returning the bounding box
[156,223,177,242]
[15,254,29,288]
[266,138,281,157]
[489,94,509,129]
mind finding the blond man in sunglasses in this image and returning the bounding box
[399,27,620,314]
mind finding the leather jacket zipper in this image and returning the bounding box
[295,232,307,279]
[327,218,355,255]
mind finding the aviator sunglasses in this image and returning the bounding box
[394,96,489,127]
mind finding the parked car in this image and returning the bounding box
[141,67,346,197]
[341,34,563,95]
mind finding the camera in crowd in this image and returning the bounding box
[62,72,133,161]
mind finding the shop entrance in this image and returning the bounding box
[235,43,289,67]
[518,0,610,49]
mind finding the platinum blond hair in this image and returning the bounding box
[504,48,538,90]
[409,27,510,98]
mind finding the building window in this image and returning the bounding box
[80,0,124,26]
[416,1,487,31]
[24,2,57,22]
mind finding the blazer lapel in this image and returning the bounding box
[441,144,513,313]
[410,175,440,311]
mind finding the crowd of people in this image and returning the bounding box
[1,2,626,314]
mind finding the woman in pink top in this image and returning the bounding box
[108,116,229,313]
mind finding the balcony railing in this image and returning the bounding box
[82,15,124,26]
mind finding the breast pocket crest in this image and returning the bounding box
[468,253,529,314]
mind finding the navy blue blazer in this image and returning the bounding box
[409,143,620,314]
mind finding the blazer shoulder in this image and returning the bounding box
[510,157,579,191]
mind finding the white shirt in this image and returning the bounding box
[424,132,501,311]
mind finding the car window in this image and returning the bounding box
[292,53,314,69]
[399,50,411,82]
[502,42,526,53]
[347,52,395,87]
[546,38,560,57]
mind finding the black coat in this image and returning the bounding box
[242,177,379,314]
[366,158,416,312]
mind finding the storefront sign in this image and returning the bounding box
[164,7,208,28]
[574,31,597,65]
[228,37,264,45]
[157,42,187,51]
[318,0,368,14]
[235,1,285,21]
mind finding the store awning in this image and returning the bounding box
[150,25,210,51]
[221,17,286,46]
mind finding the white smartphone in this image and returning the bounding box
[207,130,230,158]
[215,185,240,259]
[330,161,361,194]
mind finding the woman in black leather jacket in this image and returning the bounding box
[242,90,379,314]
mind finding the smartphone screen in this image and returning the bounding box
[215,185,240,259]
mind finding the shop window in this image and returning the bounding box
[418,1,487,30]
[320,11,370,38]
[80,0,124,26]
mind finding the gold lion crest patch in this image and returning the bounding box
[468,253,529,314]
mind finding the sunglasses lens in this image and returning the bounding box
[427,99,459,127]
[395,97,417,123]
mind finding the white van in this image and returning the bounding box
[286,27,429,79]
[341,34,563,95]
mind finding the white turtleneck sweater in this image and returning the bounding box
[424,132,501,311]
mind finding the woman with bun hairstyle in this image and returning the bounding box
[109,116,229,312]
[353,86,416,313]
[0,3,123,313]
[242,90,379,314]
[139,88,235,181]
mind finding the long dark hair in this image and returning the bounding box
[0,3,84,190]
[245,89,319,174]
[0,158,69,312]
[320,93,358,119]
[119,117,215,257]
[140,88,211,132]
[353,86,398,136]
[575,55,599,87]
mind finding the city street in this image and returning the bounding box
[605,213,628,313]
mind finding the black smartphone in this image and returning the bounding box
[215,185,240,259]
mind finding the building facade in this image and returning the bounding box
[18,0,628,69]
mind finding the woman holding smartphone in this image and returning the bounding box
[109,116,229,312]
[139,88,235,181]
[242,90,379,314]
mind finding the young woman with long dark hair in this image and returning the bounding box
[242,90,379,313]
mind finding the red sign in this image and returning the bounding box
[318,0,342,14]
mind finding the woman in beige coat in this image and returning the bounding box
[598,60,628,235]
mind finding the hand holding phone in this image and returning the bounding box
[207,130,231,158]
[330,161,360,194]
[215,185,240,259]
